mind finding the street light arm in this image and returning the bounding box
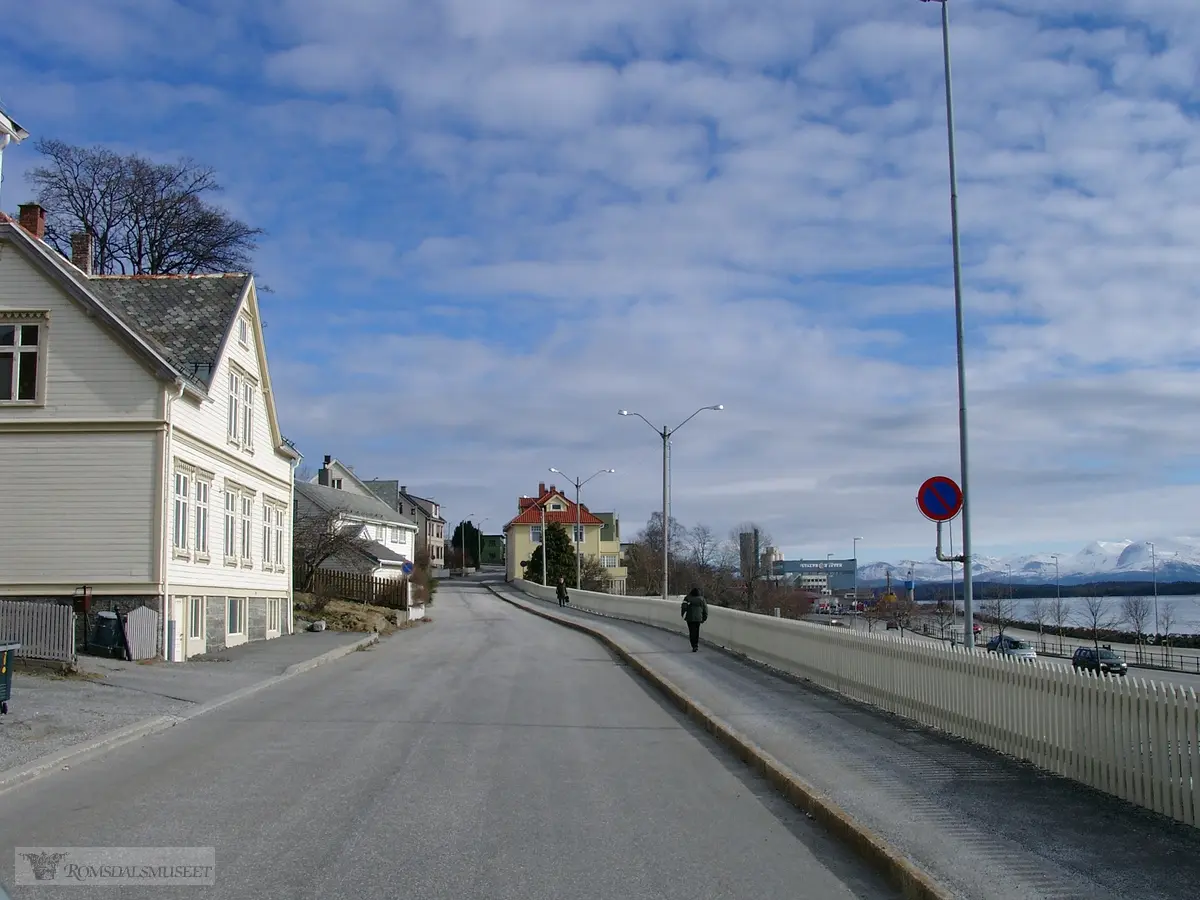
[580,468,616,488]
[619,410,663,436]
[669,404,723,435]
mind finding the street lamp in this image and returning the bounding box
[1150,541,1158,635]
[476,517,489,571]
[921,0,976,647]
[549,467,615,590]
[619,405,723,600]
[853,537,863,604]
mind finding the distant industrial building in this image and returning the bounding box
[771,558,858,595]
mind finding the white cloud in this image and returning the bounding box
[6,0,1200,563]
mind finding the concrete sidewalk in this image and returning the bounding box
[491,582,1200,900]
[0,630,377,785]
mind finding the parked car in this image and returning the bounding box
[1072,646,1128,677]
[986,635,1038,660]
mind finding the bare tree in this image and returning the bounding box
[863,597,889,633]
[27,138,262,275]
[579,555,610,592]
[295,465,315,484]
[1121,595,1153,663]
[687,524,720,569]
[292,506,375,591]
[1075,595,1119,670]
[1050,592,1070,655]
[981,584,1018,647]
[931,598,956,640]
[1028,595,1047,651]
[1159,602,1177,667]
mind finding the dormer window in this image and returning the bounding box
[237,315,251,348]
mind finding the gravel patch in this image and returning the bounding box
[0,632,373,773]
[0,670,190,772]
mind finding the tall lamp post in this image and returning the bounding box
[476,517,489,571]
[921,0,975,647]
[540,502,547,586]
[853,537,863,605]
[1150,541,1158,635]
[619,405,723,600]
[549,467,615,590]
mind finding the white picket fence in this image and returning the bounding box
[0,600,76,662]
[511,579,1200,829]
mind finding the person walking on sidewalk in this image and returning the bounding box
[680,587,708,652]
[556,576,569,607]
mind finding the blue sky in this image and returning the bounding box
[3,0,1200,566]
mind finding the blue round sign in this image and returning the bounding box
[401,561,414,576]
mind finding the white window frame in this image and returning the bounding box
[237,315,250,348]
[240,494,253,565]
[573,525,585,544]
[195,478,211,560]
[227,597,246,635]
[530,525,542,544]
[0,312,49,406]
[273,505,286,570]
[262,501,271,569]
[241,378,254,452]
[223,487,238,564]
[601,554,618,568]
[189,597,205,640]
[227,370,241,445]
[267,598,281,633]
[172,470,190,555]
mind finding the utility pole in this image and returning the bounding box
[921,0,975,647]
[549,467,615,590]
[619,405,723,600]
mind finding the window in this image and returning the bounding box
[173,471,190,551]
[390,526,400,543]
[227,371,241,443]
[601,555,619,568]
[574,525,585,544]
[237,315,250,348]
[228,367,256,451]
[241,495,253,561]
[0,316,45,404]
[550,503,563,510]
[195,480,210,556]
[227,597,245,635]
[332,478,343,489]
[241,380,254,451]
[375,523,384,541]
[224,489,237,560]
[267,598,281,633]
[189,598,205,639]
[262,502,271,567]
[273,506,286,568]
[530,525,542,543]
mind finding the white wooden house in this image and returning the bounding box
[0,205,301,660]
[297,456,419,579]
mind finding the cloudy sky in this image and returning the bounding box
[2,0,1199,565]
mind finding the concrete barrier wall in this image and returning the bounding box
[511,579,1200,830]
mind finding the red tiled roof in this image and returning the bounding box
[505,488,604,528]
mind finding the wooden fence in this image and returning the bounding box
[303,570,409,608]
[0,600,76,662]
[514,578,1200,830]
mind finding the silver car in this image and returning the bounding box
[987,635,1038,661]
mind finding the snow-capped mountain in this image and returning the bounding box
[857,538,1200,586]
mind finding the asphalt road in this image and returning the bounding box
[0,582,901,900]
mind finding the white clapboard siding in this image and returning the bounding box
[0,600,75,661]
[0,238,161,419]
[513,580,1200,830]
[0,433,158,583]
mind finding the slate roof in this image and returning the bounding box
[361,540,409,565]
[362,479,401,513]
[86,274,249,391]
[296,481,417,528]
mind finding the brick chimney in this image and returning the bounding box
[70,232,94,275]
[18,203,45,240]
[318,455,332,486]
[538,482,545,495]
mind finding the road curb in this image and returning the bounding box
[487,585,954,900]
[0,633,380,797]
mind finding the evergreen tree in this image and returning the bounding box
[523,522,578,586]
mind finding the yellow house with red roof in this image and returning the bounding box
[503,482,627,593]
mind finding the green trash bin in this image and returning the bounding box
[0,642,19,716]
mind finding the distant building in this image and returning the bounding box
[479,534,505,566]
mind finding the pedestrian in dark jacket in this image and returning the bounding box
[556,577,569,607]
[680,587,708,651]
